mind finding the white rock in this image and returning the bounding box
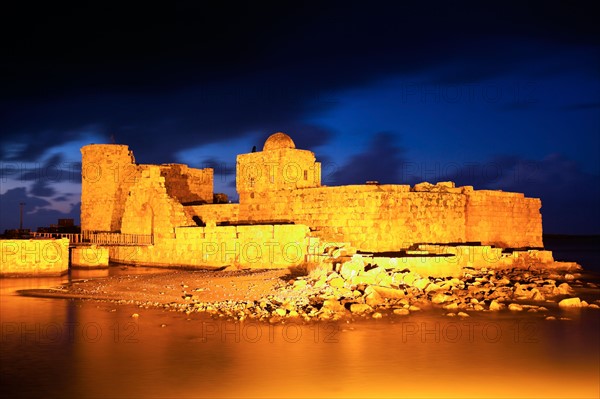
[340,259,364,280]
[350,303,373,314]
[274,308,287,317]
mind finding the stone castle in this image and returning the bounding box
[75,132,556,274]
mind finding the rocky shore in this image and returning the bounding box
[21,256,600,323]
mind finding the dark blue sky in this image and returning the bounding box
[1,1,598,234]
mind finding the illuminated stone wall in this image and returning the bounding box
[239,184,469,251]
[235,136,543,251]
[464,189,543,248]
[0,239,69,276]
[81,144,213,233]
[295,185,469,251]
[238,183,542,251]
[80,134,544,270]
[236,148,321,194]
[71,245,109,268]
[109,224,311,269]
[185,204,240,225]
[81,144,139,232]
[120,166,194,239]
[159,164,213,204]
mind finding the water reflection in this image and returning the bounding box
[1,275,599,398]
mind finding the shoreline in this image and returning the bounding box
[16,258,600,323]
[18,267,293,303]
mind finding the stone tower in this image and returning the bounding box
[237,132,321,194]
[236,132,321,220]
[80,144,139,232]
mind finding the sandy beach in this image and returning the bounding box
[19,267,293,304]
[19,260,600,323]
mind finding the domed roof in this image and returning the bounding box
[263,132,295,151]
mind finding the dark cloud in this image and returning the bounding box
[314,137,600,233]
[197,158,236,178]
[1,2,598,234]
[399,156,519,188]
[256,124,336,152]
[2,2,598,164]
[313,154,341,186]
[429,154,600,235]
[18,154,81,183]
[0,82,339,165]
[11,154,81,198]
[332,132,406,186]
[0,188,80,232]
[30,180,56,197]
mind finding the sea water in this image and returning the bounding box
[1,239,599,398]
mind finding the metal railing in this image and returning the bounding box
[30,232,84,243]
[30,231,153,246]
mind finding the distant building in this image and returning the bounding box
[37,219,80,234]
[1,229,31,239]
[58,218,75,227]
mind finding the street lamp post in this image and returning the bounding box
[19,202,25,230]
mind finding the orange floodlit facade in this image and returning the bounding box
[79,132,547,270]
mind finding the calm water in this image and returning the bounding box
[544,235,600,273]
[1,246,599,398]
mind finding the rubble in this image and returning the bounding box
[23,252,599,324]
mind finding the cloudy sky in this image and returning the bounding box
[1,1,598,234]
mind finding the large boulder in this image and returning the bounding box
[339,257,365,280]
[558,297,582,308]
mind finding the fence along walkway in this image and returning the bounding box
[30,231,153,246]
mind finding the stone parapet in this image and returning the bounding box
[109,224,311,269]
[0,239,69,276]
[71,245,109,268]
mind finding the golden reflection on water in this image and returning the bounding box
[1,276,599,398]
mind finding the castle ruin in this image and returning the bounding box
[79,132,555,274]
